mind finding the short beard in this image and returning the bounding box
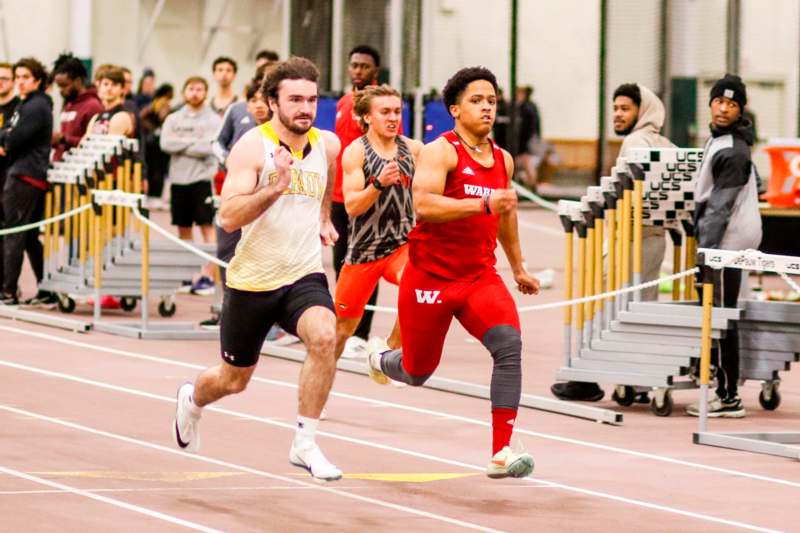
[277,106,312,135]
[615,123,635,136]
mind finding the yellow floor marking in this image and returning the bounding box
[30,471,246,483]
[343,473,480,483]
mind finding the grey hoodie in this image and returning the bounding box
[619,85,674,158]
[160,104,222,186]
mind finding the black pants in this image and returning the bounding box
[699,268,742,400]
[331,201,377,340]
[2,178,45,295]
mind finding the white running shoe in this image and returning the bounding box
[289,441,342,481]
[486,446,534,479]
[263,326,301,347]
[341,336,368,359]
[172,382,201,454]
[366,338,390,385]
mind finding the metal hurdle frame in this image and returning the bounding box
[694,249,800,460]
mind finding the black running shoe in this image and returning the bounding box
[0,293,19,306]
[22,290,59,309]
[551,381,605,402]
[199,316,220,330]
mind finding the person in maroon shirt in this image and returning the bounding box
[332,45,382,357]
[51,53,103,162]
[366,67,540,479]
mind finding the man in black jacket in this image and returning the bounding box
[686,74,762,418]
[0,62,19,295]
[0,57,54,306]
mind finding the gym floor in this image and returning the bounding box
[0,207,796,532]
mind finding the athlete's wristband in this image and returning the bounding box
[372,178,385,191]
[483,192,492,215]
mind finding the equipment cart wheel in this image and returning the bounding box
[758,381,781,411]
[158,298,176,317]
[650,388,673,417]
[612,385,636,407]
[120,297,137,312]
[57,295,76,314]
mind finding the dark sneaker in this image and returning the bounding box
[686,395,746,418]
[177,280,193,294]
[199,316,220,331]
[635,392,650,404]
[551,381,605,402]
[190,276,215,296]
[0,293,19,306]
[21,290,59,309]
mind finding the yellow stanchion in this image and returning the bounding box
[93,194,103,321]
[575,226,587,347]
[698,266,714,432]
[115,166,124,239]
[133,162,143,232]
[584,222,595,339]
[71,184,80,263]
[606,207,617,303]
[669,229,683,301]
[564,230,574,330]
[684,235,697,301]
[52,185,62,267]
[620,187,632,293]
[63,182,72,260]
[79,190,88,269]
[141,215,150,325]
[632,180,644,296]
[43,191,53,263]
[103,174,112,259]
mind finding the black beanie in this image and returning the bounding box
[709,74,747,108]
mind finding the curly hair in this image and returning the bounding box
[52,52,88,82]
[13,57,49,85]
[353,84,401,130]
[442,67,498,116]
[261,57,319,101]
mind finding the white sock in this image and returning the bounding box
[294,415,319,448]
[186,393,203,419]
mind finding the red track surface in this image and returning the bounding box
[0,208,797,532]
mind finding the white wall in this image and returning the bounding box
[518,0,600,139]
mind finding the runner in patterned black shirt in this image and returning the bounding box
[333,84,422,360]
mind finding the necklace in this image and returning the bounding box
[452,130,490,153]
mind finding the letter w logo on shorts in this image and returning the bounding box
[415,289,441,304]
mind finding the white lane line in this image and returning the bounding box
[0,466,223,533]
[3,324,799,490]
[0,361,781,533]
[0,485,370,496]
[0,407,500,532]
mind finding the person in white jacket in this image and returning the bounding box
[160,76,222,295]
[552,83,674,403]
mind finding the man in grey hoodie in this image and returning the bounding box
[551,83,674,402]
[161,76,222,295]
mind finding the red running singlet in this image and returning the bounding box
[407,130,508,281]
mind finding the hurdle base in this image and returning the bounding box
[0,306,92,333]
[262,344,623,425]
[693,431,800,460]
[93,320,218,340]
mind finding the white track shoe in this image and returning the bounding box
[289,441,342,481]
[486,446,534,479]
[366,338,391,385]
[173,382,201,454]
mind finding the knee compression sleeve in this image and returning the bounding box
[483,325,522,410]
[380,349,432,386]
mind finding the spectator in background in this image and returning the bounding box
[0,58,54,306]
[160,76,221,296]
[0,62,19,294]
[84,67,135,139]
[134,68,156,110]
[514,85,546,189]
[50,53,103,162]
[140,83,174,207]
[255,49,279,70]
[121,67,134,104]
[492,87,509,148]
[210,56,238,117]
[333,44,384,358]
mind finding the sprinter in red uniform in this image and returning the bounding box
[367,67,540,479]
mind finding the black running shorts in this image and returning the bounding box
[170,181,215,227]
[219,273,334,367]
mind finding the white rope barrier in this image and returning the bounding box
[511,181,559,212]
[0,204,93,236]
[131,207,229,268]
